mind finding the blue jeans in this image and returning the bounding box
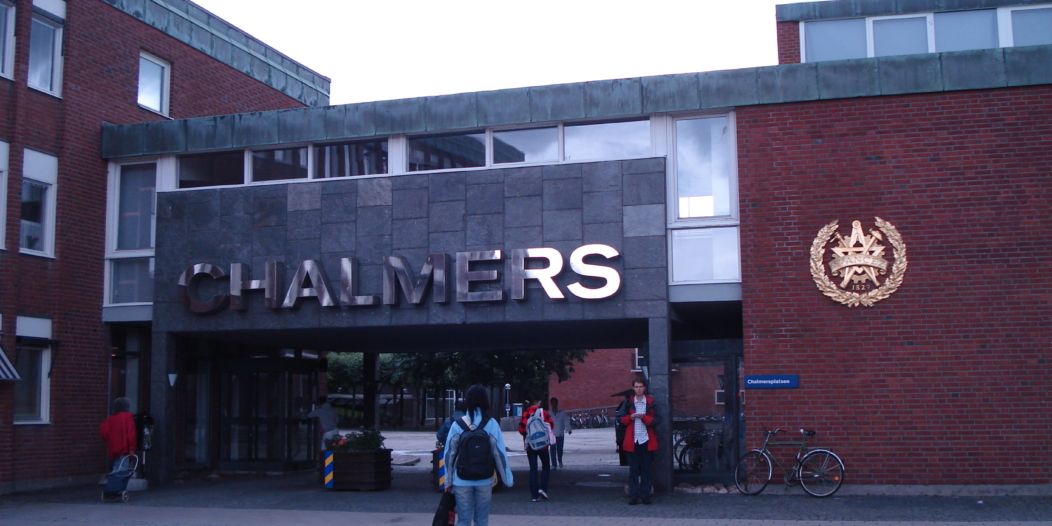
[454,484,492,526]
[525,447,550,499]
[627,446,653,500]
[549,436,565,466]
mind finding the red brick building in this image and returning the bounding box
[14,0,1051,496]
[0,0,327,493]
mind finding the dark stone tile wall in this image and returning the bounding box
[154,159,668,334]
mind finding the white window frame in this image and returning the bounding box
[13,316,52,425]
[0,140,8,251]
[666,111,739,228]
[20,149,58,258]
[801,4,1052,62]
[867,13,935,57]
[138,51,171,116]
[27,11,63,97]
[105,160,158,306]
[998,5,1052,47]
[0,2,16,80]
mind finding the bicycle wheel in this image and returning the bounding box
[798,450,844,497]
[734,450,772,495]
[678,444,705,471]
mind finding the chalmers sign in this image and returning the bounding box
[178,244,621,314]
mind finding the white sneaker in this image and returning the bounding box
[538,489,548,500]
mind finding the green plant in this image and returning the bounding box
[325,428,386,451]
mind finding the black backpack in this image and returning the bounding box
[455,415,495,481]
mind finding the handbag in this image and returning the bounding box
[431,491,456,526]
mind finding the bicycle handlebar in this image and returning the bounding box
[765,428,818,436]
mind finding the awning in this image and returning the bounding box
[0,343,20,380]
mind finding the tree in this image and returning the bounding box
[326,352,363,395]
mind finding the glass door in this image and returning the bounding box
[670,355,741,483]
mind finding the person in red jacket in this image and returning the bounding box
[518,399,555,502]
[100,397,137,470]
[620,378,661,505]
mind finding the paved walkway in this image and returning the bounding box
[1,430,1049,525]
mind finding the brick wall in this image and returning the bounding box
[549,348,640,412]
[777,21,801,65]
[0,1,306,491]
[736,86,1052,485]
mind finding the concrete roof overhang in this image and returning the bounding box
[100,44,1052,160]
[174,318,651,353]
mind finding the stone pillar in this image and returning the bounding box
[148,330,178,486]
[648,316,672,494]
[362,352,380,428]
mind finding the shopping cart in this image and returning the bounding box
[101,454,139,502]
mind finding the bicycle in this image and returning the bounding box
[733,426,845,498]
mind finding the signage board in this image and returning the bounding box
[744,375,799,389]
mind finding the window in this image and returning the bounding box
[13,316,52,424]
[493,127,558,164]
[28,11,63,96]
[669,114,739,285]
[21,149,58,257]
[0,140,7,250]
[872,16,931,57]
[315,139,387,177]
[802,5,1052,62]
[252,146,308,182]
[178,151,244,188]
[108,163,156,304]
[138,52,170,115]
[111,258,153,304]
[564,120,650,162]
[407,132,486,172]
[935,10,998,52]
[1011,7,1052,47]
[674,116,734,221]
[804,18,867,62]
[670,227,741,283]
[0,2,15,79]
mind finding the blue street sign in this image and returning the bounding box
[744,375,799,389]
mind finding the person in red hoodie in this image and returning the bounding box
[100,397,137,471]
[518,399,555,502]
[620,378,661,505]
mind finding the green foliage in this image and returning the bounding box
[326,352,363,394]
[326,349,591,404]
[326,428,386,451]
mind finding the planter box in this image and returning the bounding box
[324,449,393,491]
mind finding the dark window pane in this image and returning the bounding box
[805,18,867,62]
[252,147,308,182]
[117,164,156,250]
[14,347,42,421]
[112,258,154,304]
[1013,8,1052,47]
[407,133,485,172]
[20,180,47,250]
[179,151,244,188]
[28,17,56,91]
[315,140,387,177]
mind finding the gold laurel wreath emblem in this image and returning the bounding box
[810,217,908,308]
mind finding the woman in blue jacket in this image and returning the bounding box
[444,385,513,526]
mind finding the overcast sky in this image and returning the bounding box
[191,0,814,105]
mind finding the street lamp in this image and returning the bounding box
[504,384,511,417]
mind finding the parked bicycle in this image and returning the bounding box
[733,426,845,497]
[674,429,724,471]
